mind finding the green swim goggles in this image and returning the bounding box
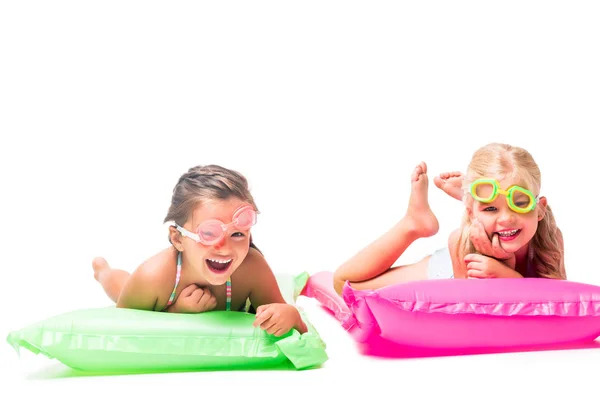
[469,178,538,214]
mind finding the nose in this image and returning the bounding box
[212,232,229,250]
[498,207,517,225]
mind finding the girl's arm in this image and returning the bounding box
[116,267,162,311]
[245,250,308,335]
[116,252,173,311]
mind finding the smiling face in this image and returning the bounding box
[173,197,254,285]
[470,176,546,259]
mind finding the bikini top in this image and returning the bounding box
[163,252,232,311]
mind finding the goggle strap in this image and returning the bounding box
[175,224,201,242]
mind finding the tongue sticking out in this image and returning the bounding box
[206,259,232,273]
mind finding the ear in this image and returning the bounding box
[463,195,474,217]
[465,201,474,219]
[169,226,185,252]
[461,192,469,204]
[536,196,548,221]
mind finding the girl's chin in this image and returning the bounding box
[204,273,231,285]
[495,242,530,257]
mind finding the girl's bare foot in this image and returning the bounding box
[92,257,110,282]
[92,257,129,303]
[405,162,439,237]
[434,171,464,201]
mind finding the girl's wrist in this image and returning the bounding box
[294,310,308,334]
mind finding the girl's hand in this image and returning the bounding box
[252,303,306,336]
[167,284,217,313]
[464,253,522,279]
[470,219,513,265]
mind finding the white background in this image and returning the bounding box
[1,1,600,399]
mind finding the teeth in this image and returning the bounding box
[497,229,519,237]
[207,258,232,264]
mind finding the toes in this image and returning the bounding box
[438,171,462,180]
[411,168,418,182]
[412,162,428,181]
[411,166,422,182]
[92,257,110,273]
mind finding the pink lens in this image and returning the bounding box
[197,221,226,245]
[194,206,256,245]
[233,206,257,230]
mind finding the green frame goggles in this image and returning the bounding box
[469,178,538,214]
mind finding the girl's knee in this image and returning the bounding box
[333,271,346,296]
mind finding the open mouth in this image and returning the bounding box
[205,258,233,274]
[496,229,521,242]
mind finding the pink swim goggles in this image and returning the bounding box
[175,204,257,246]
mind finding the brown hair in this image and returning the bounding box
[164,165,260,251]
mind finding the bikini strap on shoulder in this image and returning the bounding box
[226,277,232,311]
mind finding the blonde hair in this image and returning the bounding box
[164,165,259,245]
[455,143,565,279]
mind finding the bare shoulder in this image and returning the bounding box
[131,247,176,282]
[117,247,177,310]
[235,247,271,279]
[235,247,285,306]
